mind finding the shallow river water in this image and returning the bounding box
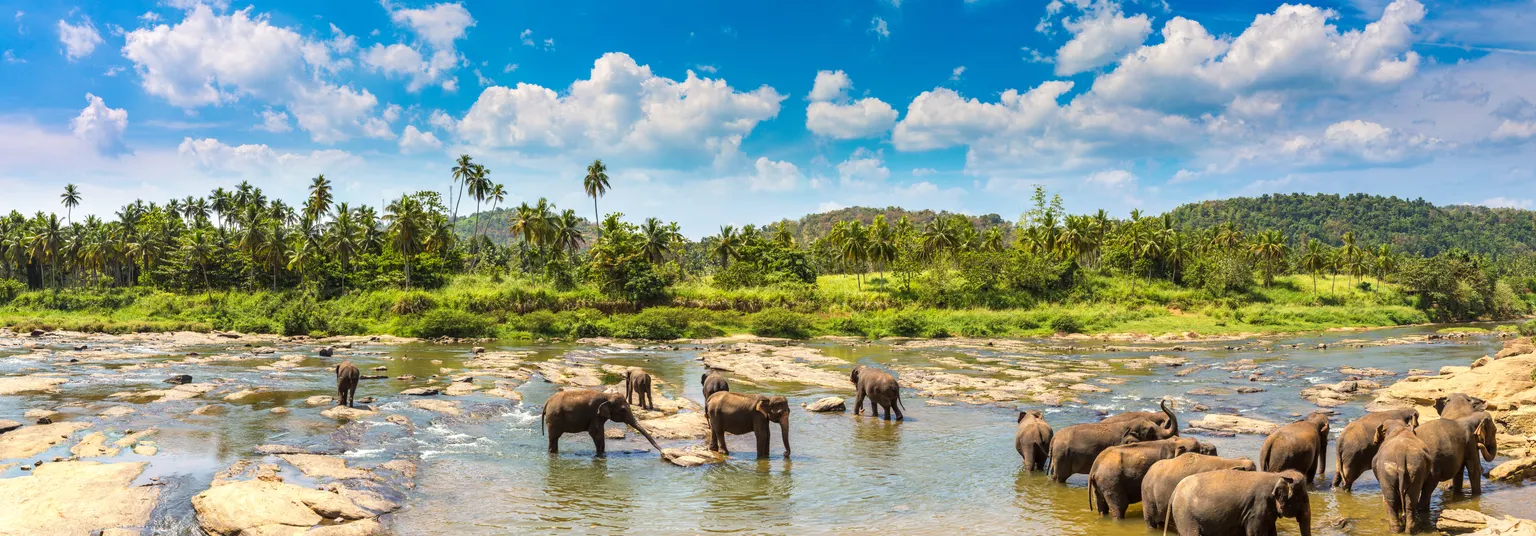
[2,324,1533,535]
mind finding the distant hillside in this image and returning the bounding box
[1167,193,1536,257]
[453,208,597,248]
[767,206,1013,245]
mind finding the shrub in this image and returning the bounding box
[0,279,27,304]
[886,311,929,337]
[750,309,814,339]
[1519,319,1536,337]
[391,292,435,315]
[409,308,493,338]
[1049,314,1083,334]
[827,316,866,336]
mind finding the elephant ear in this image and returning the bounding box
[1434,397,1448,415]
[849,367,861,384]
[1271,478,1292,513]
[595,401,613,421]
[1478,415,1498,461]
[1373,423,1386,444]
[1017,411,1028,423]
[754,399,769,419]
[701,373,708,385]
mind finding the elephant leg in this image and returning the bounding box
[1093,482,1110,516]
[755,420,771,458]
[1465,455,1482,496]
[589,426,606,457]
[707,420,723,453]
[853,391,866,416]
[1416,480,1434,516]
[893,399,904,421]
[1381,484,1404,533]
[1452,467,1465,496]
[548,431,560,454]
[882,401,892,421]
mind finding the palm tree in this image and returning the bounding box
[328,203,359,293]
[583,159,610,239]
[1373,244,1397,287]
[1247,230,1288,287]
[1340,231,1363,285]
[640,218,677,264]
[60,184,82,226]
[552,209,586,255]
[182,228,214,294]
[867,216,897,280]
[1299,239,1327,297]
[385,195,425,289]
[305,175,333,222]
[467,164,491,245]
[450,154,475,224]
[712,225,741,269]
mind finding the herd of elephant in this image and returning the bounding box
[1015,392,1498,535]
[333,361,1497,535]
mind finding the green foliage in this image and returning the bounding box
[1185,251,1255,296]
[885,310,929,337]
[408,308,493,338]
[1049,314,1083,334]
[749,309,814,339]
[1518,320,1536,337]
[0,279,26,304]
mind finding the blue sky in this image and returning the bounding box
[1,0,1534,236]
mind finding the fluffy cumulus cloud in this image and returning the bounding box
[1084,169,1135,187]
[256,108,291,133]
[399,125,443,154]
[805,70,898,139]
[386,2,473,49]
[1491,97,1536,142]
[836,148,891,188]
[177,137,359,176]
[749,157,801,192]
[364,2,474,91]
[57,17,104,60]
[1277,120,1441,166]
[1481,197,1534,210]
[455,53,785,168]
[122,5,388,143]
[71,93,129,155]
[1053,6,1151,76]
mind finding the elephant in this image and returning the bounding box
[1435,393,1487,420]
[1015,410,1054,472]
[1418,410,1496,499]
[1166,469,1312,536]
[1334,408,1419,491]
[1050,403,1179,483]
[335,360,360,408]
[1088,437,1213,520]
[540,389,663,456]
[1260,411,1330,486]
[701,371,729,402]
[624,368,654,410]
[1372,420,1434,533]
[1102,399,1180,435]
[1142,453,1257,529]
[705,391,791,458]
[850,365,905,421]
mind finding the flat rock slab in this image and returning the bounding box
[0,422,92,460]
[409,400,461,416]
[804,397,846,412]
[662,446,729,467]
[637,412,709,440]
[398,388,440,396]
[0,461,159,535]
[1187,414,1279,435]
[320,406,376,420]
[191,479,371,536]
[71,432,120,458]
[1490,456,1536,482]
[0,420,20,434]
[0,376,68,395]
[278,454,373,480]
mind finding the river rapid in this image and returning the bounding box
[2,325,1533,535]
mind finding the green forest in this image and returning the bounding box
[3,158,1535,340]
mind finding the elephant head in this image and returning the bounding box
[700,372,709,385]
[1194,440,1218,456]
[755,395,793,456]
[1018,409,1045,423]
[1171,437,1205,456]
[1232,457,1258,471]
[1436,394,1487,419]
[1160,398,1180,437]
[596,396,663,453]
[1466,412,1497,462]
[1273,470,1312,536]
[849,366,864,385]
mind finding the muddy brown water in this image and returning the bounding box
[2,325,1534,535]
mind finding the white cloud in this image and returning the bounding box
[455,52,785,168]
[473,69,493,87]
[163,0,231,10]
[288,83,393,143]
[103,65,125,76]
[71,93,129,155]
[749,157,801,192]
[809,70,852,102]
[2,50,21,63]
[365,2,474,92]
[386,2,474,49]
[327,23,357,55]
[1492,120,1536,141]
[836,148,891,188]
[255,108,291,132]
[1480,197,1534,209]
[805,70,898,139]
[870,16,890,39]
[399,125,443,154]
[429,109,456,131]
[912,167,938,176]
[1083,168,1135,187]
[382,104,402,123]
[1169,168,1199,184]
[502,63,518,73]
[520,29,533,46]
[950,66,966,81]
[57,17,104,60]
[177,137,359,176]
[1278,120,1441,166]
[1053,7,1151,75]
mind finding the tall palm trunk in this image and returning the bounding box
[592,198,601,240]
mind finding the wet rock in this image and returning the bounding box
[1442,366,1472,376]
[255,444,310,455]
[926,400,954,406]
[372,366,387,371]
[473,346,486,354]
[132,443,158,456]
[278,454,373,480]
[1374,354,1536,410]
[804,397,846,412]
[637,412,709,440]
[1473,356,1493,369]
[1188,414,1279,435]
[320,406,376,420]
[29,329,46,337]
[377,460,416,479]
[270,407,290,415]
[164,375,193,385]
[395,374,415,381]
[1188,387,1232,396]
[409,400,461,416]
[399,388,440,396]
[191,479,370,535]
[0,419,20,434]
[191,405,221,416]
[699,343,848,389]
[356,397,376,404]
[444,382,478,396]
[0,461,159,534]
[604,428,625,439]
[317,347,335,357]
[0,376,68,395]
[223,388,268,402]
[661,446,729,467]
[23,409,60,421]
[71,432,120,458]
[1441,510,1492,533]
[216,331,241,339]
[0,422,92,459]
[305,396,334,406]
[1490,456,1536,482]
[1339,366,1393,377]
[1068,383,1111,393]
[1235,387,1266,394]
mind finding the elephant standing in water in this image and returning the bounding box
[1088,437,1214,520]
[1436,393,1486,420]
[850,365,905,421]
[706,391,791,458]
[335,360,360,408]
[1334,408,1418,491]
[701,371,729,401]
[1167,469,1312,536]
[1418,410,1497,498]
[1373,420,1434,533]
[1260,411,1330,486]
[1142,453,1257,529]
[1101,399,1180,434]
[1015,410,1054,472]
[1050,401,1178,483]
[541,390,663,457]
[624,368,654,410]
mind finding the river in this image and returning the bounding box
[1,324,1532,535]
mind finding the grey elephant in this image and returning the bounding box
[335,360,360,408]
[701,371,729,401]
[1260,411,1330,486]
[1167,469,1312,536]
[1373,420,1434,533]
[849,365,905,421]
[1101,399,1180,435]
[624,368,654,410]
[540,390,663,456]
[1435,393,1486,420]
[1418,410,1496,499]
[1142,453,1257,529]
[1050,402,1178,483]
[1015,410,1054,472]
[1088,437,1213,520]
[1334,408,1418,491]
[706,391,791,458]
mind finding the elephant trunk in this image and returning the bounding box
[1480,416,1497,462]
[779,415,791,456]
[1160,398,1179,436]
[626,417,664,454]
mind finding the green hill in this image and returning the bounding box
[765,206,1013,245]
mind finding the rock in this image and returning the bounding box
[1188,387,1232,396]
[395,375,415,381]
[804,397,846,412]
[1339,366,1393,377]
[71,432,120,458]
[637,412,709,440]
[1068,383,1110,393]
[72,344,88,351]
[0,422,92,459]
[604,428,625,439]
[307,518,385,536]
[1235,387,1266,394]
[164,375,193,385]
[0,376,68,395]
[320,406,375,420]
[384,415,410,427]
[223,389,266,402]
[0,461,159,534]
[1490,456,1536,482]
[191,405,221,416]
[409,400,461,416]
[1441,510,1492,533]
[23,409,60,421]
[191,479,370,535]
[1441,366,1472,376]
[925,400,954,406]
[1188,414,1279,435]
[28,329,45,337]
[133,443,158,456]
[399,388,439,396]
[1472,516,1536,535]
[278,454,373,480]
[216,331,241,339]
[0,419,21,434]
[255,444,310,455]
[1375,354,1536,410]
[377,460,416,479]
[443,382,478,396]
[473,347,486,354]
[1473,356,1493,369]
[100,529,141,536]
[360,375,386,380]
[99,406,137,418]
[270,407,290,415]
[356,397,376,404]
[372,366,387,371]
[661,446,728,467]
[305,396,334,406]
[317,347,334,357]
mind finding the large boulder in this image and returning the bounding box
[1490,456,1536,482]
[191,480,370,536]
[0,419,20,434]
[0,461,159,535]
[0,376,68,395]
[409,400,461,416]
[277,454,373,480]
[1187,414,1279,435]
[320,406,375,421]
[1375,354,1536,411]
[636,412,709,440]
[804,397,846,412]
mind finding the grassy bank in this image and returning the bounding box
[0,272,1433,340]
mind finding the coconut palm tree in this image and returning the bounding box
[1299,239,1327,297]
[552,209,586,255]
[640,217,677,264]
[583,159,610,239]
[328,203,359,293]
[305,175,333,222]
[711,225,741,269]
[385,195,425,289]
[60,184,82,226]
[450,154,475,224]
[1373,244,1397,288]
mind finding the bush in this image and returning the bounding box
[827,316,866,336]
[0,279,26,304]
[750,309,814,339]
[1049,314,1083,334]
[409,308,493,338]
[1519,319,1536,337]
[886,311,929,337]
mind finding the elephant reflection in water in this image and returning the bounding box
[540,456,637,527]
[698,458,794,531]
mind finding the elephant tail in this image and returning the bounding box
[895,389,907,412]
[1259,438,1272,473]
[539,403,547,436]
[1087,476,1095,512]
[1163,500,1172,536]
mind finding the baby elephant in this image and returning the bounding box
[1142,453,1257,529]
[1261,411,1330,486]
[624,368,654,410]
[850,365,905,421]
[706,391,791,458]
[1167,469,1311,536]
[1015,410,1054,472]
[701,371,729,401]
[1374,420,1434,533]
[335,360,360,408]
